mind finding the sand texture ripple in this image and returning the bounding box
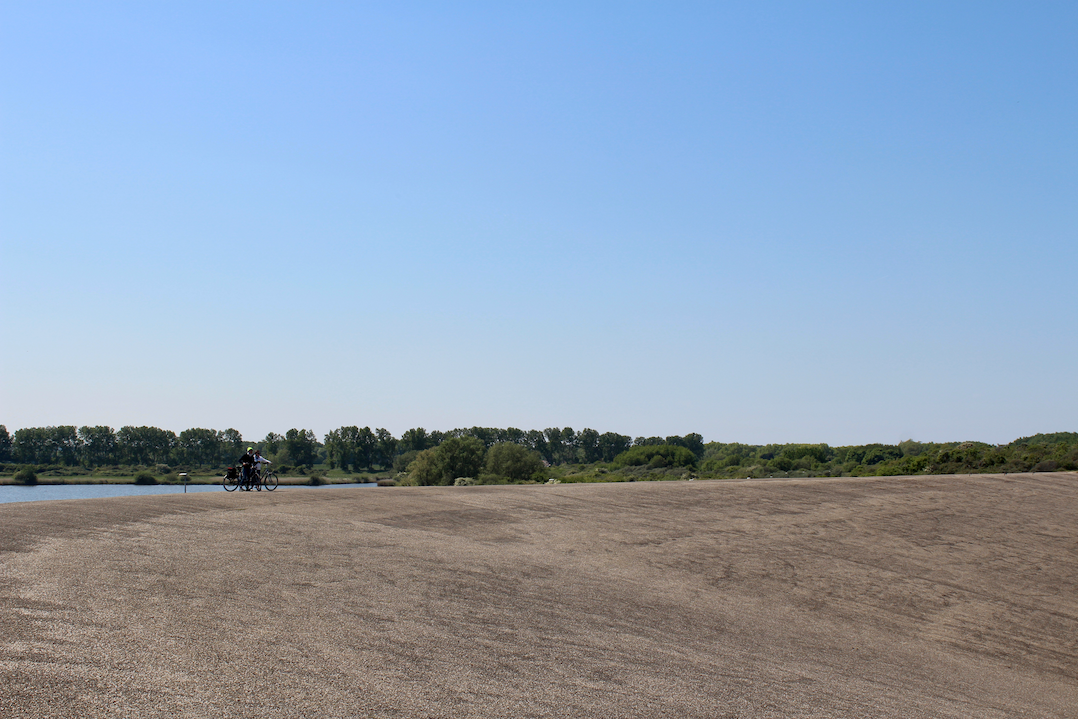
[2,474,1077,718]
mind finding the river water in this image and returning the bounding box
[0,482,377,505]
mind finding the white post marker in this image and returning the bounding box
[179,472,188,493]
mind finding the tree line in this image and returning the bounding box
[1,423,1074,480]
[0,423,703,472]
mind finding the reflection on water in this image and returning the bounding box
[0,482,377,505]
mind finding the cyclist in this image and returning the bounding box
[252,449,271,491]
[240,447,256,490]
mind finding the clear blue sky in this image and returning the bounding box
[2,2,1075,446]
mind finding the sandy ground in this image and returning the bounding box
[1,473,1076,718]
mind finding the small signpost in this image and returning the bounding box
[179,472,188,493]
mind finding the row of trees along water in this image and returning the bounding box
[0,424,697,473]
[1,424,1075,482]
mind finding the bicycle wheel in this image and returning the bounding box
[262,472,279,491]
[223,473,240,492]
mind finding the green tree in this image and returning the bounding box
[678,433,705,459]
[438,436,486,480]
[53,426,80,465]
[0,425,12,463]
[117,426,176,465]
[78,426,117,467]
[408,436,486,485]
[13,427,48,464]
[576,428,601,463]
[525,429,549,461]
[399,427,431,454]
[324,426,359,470]
[453,426,506,448]
[598,432,632,462]
[375,428,397,469]
[544,427,577,464]
[219,428,245,465]
[542,428,563,464]
[283,428,318,469]
[354,427,377,470]
[177,428,222,468]
[13,426,79,465]
[613,444,698,469]
[263,432,284,455]
[407,448,441,485]
[484,442,544,482]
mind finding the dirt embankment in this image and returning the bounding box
[2,473,1077,718]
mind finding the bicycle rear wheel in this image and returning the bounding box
[223,474,240,492]
[262,472,279,491]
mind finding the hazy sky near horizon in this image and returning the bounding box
[2,2,1076,446]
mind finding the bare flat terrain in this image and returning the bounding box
[1,473,1076,718]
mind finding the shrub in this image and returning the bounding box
[770,457,792,472]
[307,475,325,486]
[396,472,419,486]
[409,437,486,486]
[484,442,545,483]
[613,444,697,469]
[134,472,157,485]
[14,466,37,485]
[393,450,419,474]
[406,448,440,485]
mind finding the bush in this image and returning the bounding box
[307,475,325,486]
[484,443,545,483]
[14,466,37,485]
[393,450,419,474]
[134,472,157,485]
[613,444,697,469]
[396,472,419,486]
[770,457,792,471]
[409,437,486,486]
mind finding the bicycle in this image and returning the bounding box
[253,466,279,491]
[223,465,278,492]
[222,466,241,492]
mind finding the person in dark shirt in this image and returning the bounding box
[240,447,256,490]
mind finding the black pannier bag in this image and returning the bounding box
[226,467,239,479]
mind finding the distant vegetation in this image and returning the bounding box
[696,435,1078,479]
[0,423,1074,485]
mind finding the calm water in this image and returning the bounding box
[0,482,377,505]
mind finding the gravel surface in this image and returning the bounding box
[1,473,1076,718]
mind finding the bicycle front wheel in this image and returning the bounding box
[262,472,279,491]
